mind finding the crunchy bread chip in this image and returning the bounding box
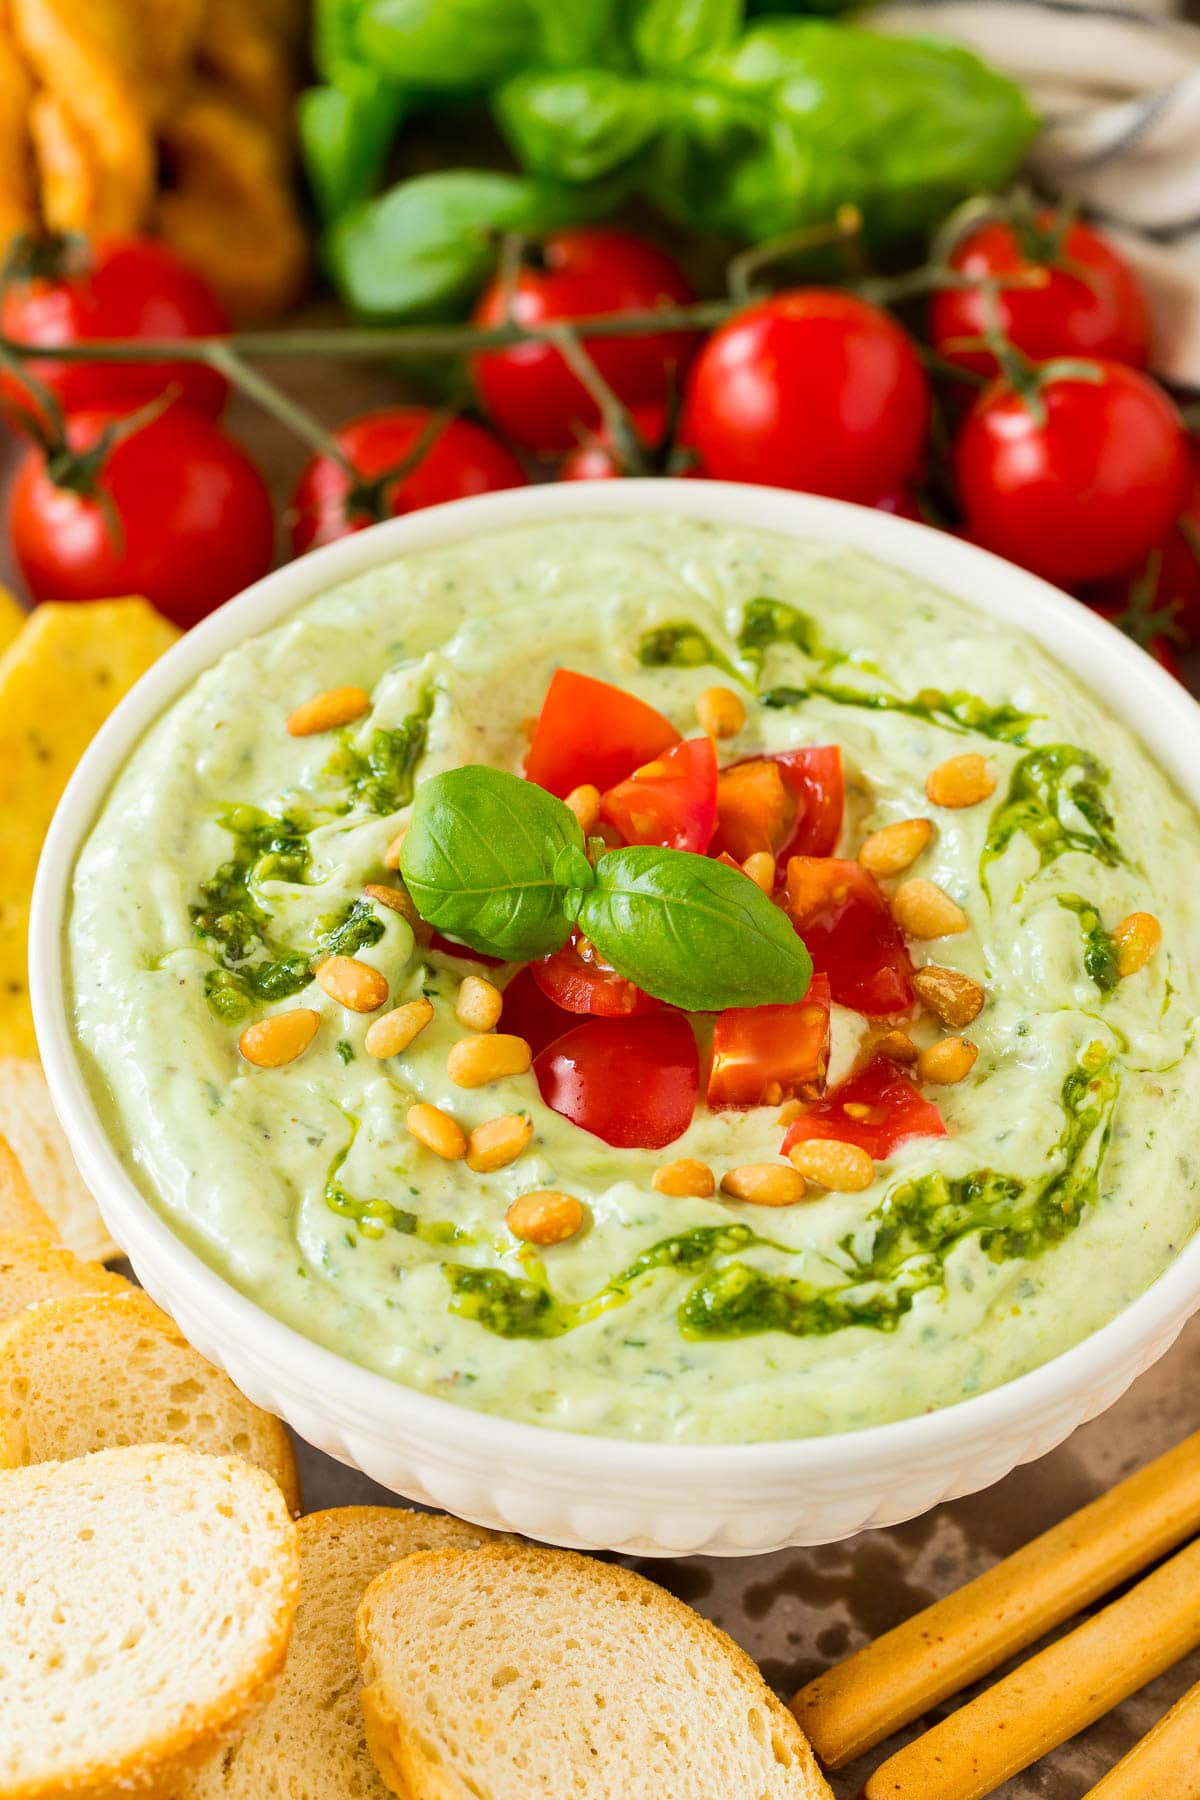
[198,0,294,143]
[0,1059,115,1259]
[0,1136,58,1241]
[0,23,37,241]
[182,1507,502,1797]
[0,587,25,657]
[0,1289,301,1510]
[0,1444,300,1797]
[0,1231,128,1324]
[0,598,178,1060]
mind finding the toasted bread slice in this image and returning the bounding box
[182,1506,501,1797]
[356,1543,832,1800]
[0,1137,58,1241]
[0,1444,299,1799]
[0,1231,129,1324]
[0,1060,115,1259]
[0,1290,300,1510]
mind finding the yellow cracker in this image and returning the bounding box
[0,587,25,659]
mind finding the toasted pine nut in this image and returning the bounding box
[633,758,670,781]
[455,975,503,1032]
[238,1008,319,1069]
[363,882,418,923]
[858,817,933,878]
[743,851,776,894]
[466,1114,533,1173]
[364,998,434,1059]
[286,685,371,738]
[382,828,407,870]
[788,1139,875,1192]
[565,784,601,833]
[697,685,746,738]
[652,1158,716,1198]
[777,1099,806,1124]
[447,1032,532,1088]
[406,1102,466,1160]
[720,1163,808,1207]
[315,956,389,1013]
[917,1036,979,1085]
[875,1029,919,1065]
[506,1190,585,1246]
[892,878,968,939]
[1113,911,1162,979]
[926,752,996,809]
[912,964,986,1029]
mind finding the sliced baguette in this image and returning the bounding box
[182,1506,501,1798]
[0,1289,300,1510]
[0,1231,129,1324]
[0,1443,299,1800]
[356,1543,833,1800]
[0,1060,115,1259]
[0,1136,58,1241]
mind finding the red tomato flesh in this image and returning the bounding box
[707,974,832,1110]
[531,938,660,1018]
[534,1012,699,1149]
[784,857,915,1016]
[600,735,717,854]
[498,965,579,1057]
[713,748,843,866]
[782,1055,947,1160]
[524,669,681,798]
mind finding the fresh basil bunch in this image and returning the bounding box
[399,766,813,1011]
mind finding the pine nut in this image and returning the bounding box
[406,1103,466,1160]
[633,758,670,781]
[466,1114,533,1173]
[238,1008,319,1068]
[858,817,933,878]
[364,998,434,1059]
[787,1139,875,1192]
[447,1033,532,1088]
[720,1163,808,1207]
[697,686,746,738]
[286,685,371,737]
[913,964,985,1029]
[1113,911,1162,978]
[875,1030,919,1065]
[917,1036,979,1085]
[315,956,389,1013]
[743,851,776,893]
[652,1158,716,1198]
[363,883,419,923]
[565,784,601,833]
[926,752,996,809]
[506,1190,585,1245]
[892,878,968,939]
[455,975,503,1032]
[382,828,407,870]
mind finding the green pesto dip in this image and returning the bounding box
[68,517,1200,1443]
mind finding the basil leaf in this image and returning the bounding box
[359,0,539,92]
[497,69,660,186]
[632,0,742,71]
[299,76,407,221]
[578,846,812,1011]
[399,766,584,959]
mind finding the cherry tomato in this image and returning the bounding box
[681,290,930,504]
[288,407,526,554]
[712,748,843,866]
[497,965,577,1057]
[471,229,697,453]
[1084,436,1200,646]
[707,974,831,1110]
[1089,598,1183,681]
[9,404,275,629]
[871,485,923,521]
[559,402,673,481]
[531,937,660,1018]
[0,238,230,421]
[783,857,914,1016]
[524,669,680,798]
[782,1054,947,1161]
[534,1011,699,1149]
[955,361,1188,587]
[930,212,1150,380]
[600,735,717,854]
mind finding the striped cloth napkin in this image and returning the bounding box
[872,0,1200,388]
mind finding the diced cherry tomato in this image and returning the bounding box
[782,1054,947,1160]
[534,1012,699,1149]
[712,747,843,866]
[600,735,717,854]
[707,974,831,1109]
[784,857,914,1016]
[523,669,681,799]
[427,933,506,968]
[498,965,578,1057]
[531,938,660,1018]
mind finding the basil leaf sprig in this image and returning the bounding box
[399,766,813,1010]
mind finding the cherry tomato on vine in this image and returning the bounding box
[1084,436,1200,647]
[471,229,697,454]
[930,212,1150,379]
[558,401,693,481]
[0,238,230,422]
[1089,597,1183,680]
[954,360,1188,587]
[9,404,275,628]
[680,290,930,504]
[289,407,526,553]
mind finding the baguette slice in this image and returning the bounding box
[0,1231,129,1324]
[0,1060,116,1259]
[0,1137,58,1241]
[0,1289,300,1511]
[182,1507,501,1798]
[0,1444,300,1800]
[357,1544,833,1800]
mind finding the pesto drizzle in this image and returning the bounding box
[760,681,1035,744]
[638,623,741,683]
[324,688,433,815]
[981,745,1124,896]
[1057,895,1119,992]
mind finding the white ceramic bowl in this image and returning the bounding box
[30,481,1200,1557]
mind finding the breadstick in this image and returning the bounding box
[1083,1677,1200,1798]
[791,1429,1200,1766]
[862,1538,1200,1800]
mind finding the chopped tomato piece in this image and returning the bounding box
[531,937,661,1017]
[524,669,680,798]
[713,747,843,865]
[428,932,506,967]
[534,1012,699,1149]
[599,735,718,854]
[784,856,914,1016]
[498,966,577,1057]
[782,1054,947,1160]
[707,973,832,1109]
